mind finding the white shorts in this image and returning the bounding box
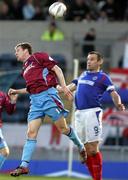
[74,107,103,144]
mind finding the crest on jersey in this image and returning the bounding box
[92,76,98,80]
[24,62,35,75]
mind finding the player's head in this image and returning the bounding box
[86,51,103,71]
[15,42,32,62]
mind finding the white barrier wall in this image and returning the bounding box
[3,124,70,149]
[2,123,122,149]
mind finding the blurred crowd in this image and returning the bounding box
[0,0,128,21]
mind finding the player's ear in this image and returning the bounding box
[24,49,29,54]
[99,59,103,66]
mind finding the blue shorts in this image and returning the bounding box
[0,129,8,149]
[28,87,69,122]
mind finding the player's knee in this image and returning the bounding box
[87,149,98,156]
[27,129,37,139]
[57,126,69,135]
[86,143,99,156]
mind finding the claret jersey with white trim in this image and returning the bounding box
[72,71,115,110]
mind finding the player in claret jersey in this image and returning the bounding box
[8,42,86,177]
[65,51,125,180]
[0,91,18,169]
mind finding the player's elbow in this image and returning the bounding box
[52,65,62,74]
[27,129,38,139]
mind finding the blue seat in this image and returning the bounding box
[51,54,67,73]
[0,53,20,70]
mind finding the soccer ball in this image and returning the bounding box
[49,2,67,18]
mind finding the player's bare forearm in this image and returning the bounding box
[111,90,125,111]
[52,65,66,87]
[9,94,18,104]
[52,65,73,100]
[4,93,17,114]
[56,83,76,93]
[56,85,63,93]
[8,88,28,95]
[67,83,76,92]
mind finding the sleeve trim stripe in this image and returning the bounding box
[106,85,115,91]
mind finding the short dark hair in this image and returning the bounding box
[88,51,103,61]
[15,42,33,54]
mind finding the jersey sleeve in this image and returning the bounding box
[34,52,58,70]
[72,78,78,86]
[2,93,16,114]
[102,74,115,93]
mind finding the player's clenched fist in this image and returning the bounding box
[117,103,125,111]
[8,88,17,95]
[63,86,73,101]
[56,85,73,101]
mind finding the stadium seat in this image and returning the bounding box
[50,54,67,74]
[0,53,21,70]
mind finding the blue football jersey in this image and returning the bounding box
[72,71,115,110]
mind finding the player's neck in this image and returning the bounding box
[89,69,100,73]
[23,54,31,62]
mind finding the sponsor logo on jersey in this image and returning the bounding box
[78,80,94,86]
[92,76,98,80]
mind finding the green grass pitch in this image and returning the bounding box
[0,175,92,180]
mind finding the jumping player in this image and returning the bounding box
[9,42,86,177]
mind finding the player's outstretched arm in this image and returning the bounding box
[110,90,125,111]
[67,83,76,92]
[9,93,18,104]
[56,85,63,93]
[56,83,76,93]
[52,65,73,101]
[4,92,18,114]
[8,88,28,95]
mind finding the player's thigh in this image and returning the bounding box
[85,141,99,154]
[87,109,103,142]
[27,104,45,121]
[45,104,69,122]
[74,110,85,142]
[54,116,68,133]
[44,90,69,121]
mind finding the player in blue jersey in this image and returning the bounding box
[8,42,86,177]
[58,51,125,180]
